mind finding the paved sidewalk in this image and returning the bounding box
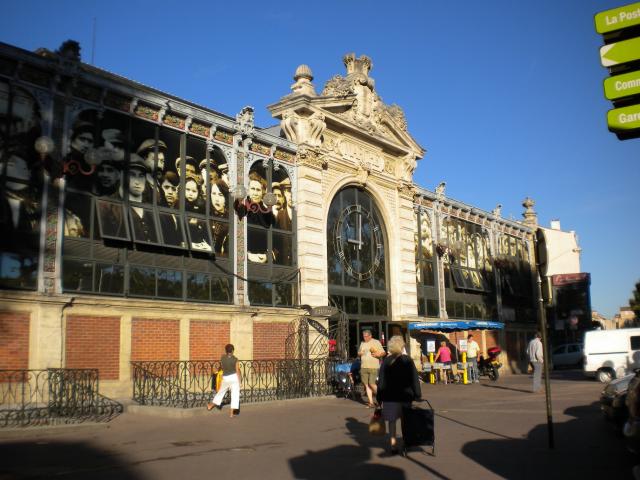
[0,371,636,479]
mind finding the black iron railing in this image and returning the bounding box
[131,359,339,408]
[0,369,123,427]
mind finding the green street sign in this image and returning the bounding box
[604,70,640,99]
[607,104,640,131]
[595,2,640,34]
[600,36,640,67]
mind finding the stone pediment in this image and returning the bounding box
[268,53,424,182]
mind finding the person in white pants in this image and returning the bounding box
[208,344,242,417]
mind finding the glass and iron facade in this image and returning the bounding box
[0,41,553,397]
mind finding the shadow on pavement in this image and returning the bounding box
[461,401,636,479]
[480,383,533,394]
[289,416,451,480]
[0,441,142,479]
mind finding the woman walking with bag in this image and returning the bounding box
[376,335,421,455]
[207,344,242,417]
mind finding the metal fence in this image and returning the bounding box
[0,369,123,427]
[131,359,340,408]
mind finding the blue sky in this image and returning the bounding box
[2,0,639,317]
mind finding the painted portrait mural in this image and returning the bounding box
[61,106,233,302]
[0,81,43,290]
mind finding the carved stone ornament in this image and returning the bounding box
[290,64,317,97]
[355,164,369,187]
[397,182,415,199]
[235,105,255,137]
[492,204,502,218]
[297,146,326,170]
[321,53,409,141]
[400,153,417,182]
[280,110,325,148]
[435,181,446,200]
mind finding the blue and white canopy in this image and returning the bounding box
[408,320,504,332]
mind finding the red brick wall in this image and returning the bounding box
[131,318,180,361]
[190,321,230,360]
[65,315,121,380]
[253,323,289,360]
[0,312,30,370]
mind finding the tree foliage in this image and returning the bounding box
[630,281,640,319]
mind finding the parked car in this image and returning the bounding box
[624,370,640,455]
[584,328,640,383]
[600,373,635,425]
[551,343,583,369]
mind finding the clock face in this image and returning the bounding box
[334,204,383,281]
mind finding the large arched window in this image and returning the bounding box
[0,81,42,290]
[245,160,296,306]
[440,216,494,320]
[415,208,438,317]
[327,187,388,355]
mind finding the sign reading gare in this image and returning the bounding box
[595,2,640,139]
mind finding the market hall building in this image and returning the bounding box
[0,40,561,398]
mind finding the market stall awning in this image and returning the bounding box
[408,320,504,332]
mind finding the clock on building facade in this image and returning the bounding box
[333,202,383,281]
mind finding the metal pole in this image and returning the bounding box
[535,236,554,449]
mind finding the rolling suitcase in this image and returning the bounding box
[401,399,435,455]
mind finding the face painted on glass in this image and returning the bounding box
[210,183,226,213]
[128,169,146,197]
[161,180,178,206]
[248,179,264,203]
[185,179,199,203]
[71,132,94,154]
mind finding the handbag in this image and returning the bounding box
[212,370,223,391]
[368,408,386,436]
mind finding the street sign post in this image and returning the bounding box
[595,2,640,140]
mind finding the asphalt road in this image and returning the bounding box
[0,370,637,480]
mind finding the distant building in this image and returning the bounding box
[614,307,639,328]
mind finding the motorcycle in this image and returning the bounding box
[477,346,502,381]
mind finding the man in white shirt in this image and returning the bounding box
[526,332,544,393]
[466,334,481,383]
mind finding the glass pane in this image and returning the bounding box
[273,232,292,266]
[186,216,212,252]
[64,192,91,238]
[96,263,124,294]
[187,272,210,301]
[96,200,129,240]
[132,120,160,204]
[421,261,434,287]
[157,269,182,298]
[62,259,93,292]
[63,108,98,192]
[159,211,186,248]
[247,227,268,263]
[186,135,207,186]
[247,166,268,225]
[129,206,159,244]
[417,297,426,316]
[184,175,204,214]
[0,252,34,289]
[159,127,182,208]
[427,299,439,317]
[345,296,358,314]
[275,283,294,306]
[130,265,155,296]
[210,219,229,257]
[446,300,455,317]
[272,170,292,231]
[375,299,387,316]
[329,295,343,311]
[455,302,464,318]
[211,277,231,303]
[248,281,272,305]
[360,297,374,315]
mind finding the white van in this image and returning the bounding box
[583,328,640,383]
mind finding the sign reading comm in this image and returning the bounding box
[595,2,640,139]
